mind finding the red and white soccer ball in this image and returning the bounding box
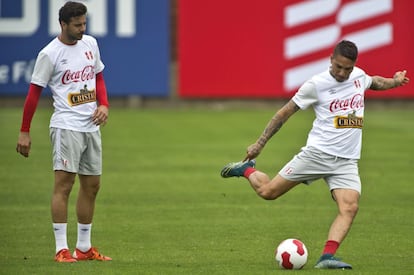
[275,238,308,270]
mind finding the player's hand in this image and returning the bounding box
[16,131,31,158]
[393,70,409,87]
[92,105,109,126]
[244,142,263,161]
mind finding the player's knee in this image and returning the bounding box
[257,188,279,200]
[350,203,359,215]
[54,180,75,196]
[342,201,359,217]
[88,182,101,196]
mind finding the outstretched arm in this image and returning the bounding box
[245,99,300,160]
[370,70,409,90]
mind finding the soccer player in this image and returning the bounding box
[221,40,409,269]
[16,1,111,262]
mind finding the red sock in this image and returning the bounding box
[243,167,256,178]
[322,240,340,255]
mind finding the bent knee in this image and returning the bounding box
[257,189,279,200]
[256,180,297,200]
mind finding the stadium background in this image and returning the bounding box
[0,0,413,106]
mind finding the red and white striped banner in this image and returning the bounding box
[179,0,413,98]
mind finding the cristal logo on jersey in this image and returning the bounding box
[329,94,364,113]
[61,65,95,84]
[68,84,96,106]
[334,111,364,129]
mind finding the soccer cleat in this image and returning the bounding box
[73,247,112,261]
[220,160,256,178]
[314,254,352,269]
[55,249,77,263]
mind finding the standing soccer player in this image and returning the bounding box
[16,1,111,262]
[221,40,409,269]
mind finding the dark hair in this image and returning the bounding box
[59,1,87,24]
[333,40,358,61]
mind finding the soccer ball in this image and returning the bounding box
[275,238,308,269]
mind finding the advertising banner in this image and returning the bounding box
[179,0,414,98]
[0,0,170,97]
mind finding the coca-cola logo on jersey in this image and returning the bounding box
[61,65,95,84]
[329,94,364,113]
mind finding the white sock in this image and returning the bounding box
[53,223,68,254]
[76,223,92,252]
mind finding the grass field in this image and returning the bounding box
[0,104,413,274]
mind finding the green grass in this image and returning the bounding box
[1,105,413,274]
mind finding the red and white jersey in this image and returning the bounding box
[292,67,372,159]
[31,34,105,132]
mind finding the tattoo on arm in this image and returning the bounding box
[370,76,396,90]
[257,100,300,146]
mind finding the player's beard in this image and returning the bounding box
[68,31,84,42]
[334,76,347,82]
[73,33,84,41]
[329,69,348,83]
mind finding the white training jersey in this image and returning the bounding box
[292,67,372,159]
[31,34,105,132]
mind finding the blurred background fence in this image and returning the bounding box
[0,0,413,106]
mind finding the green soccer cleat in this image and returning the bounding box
[220,160,256,178]
[314,254,352,269]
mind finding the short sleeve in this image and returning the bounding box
[292,81,318,110]
[31,52,54,88]
[94,42,104,74]
[364,74,372,90]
